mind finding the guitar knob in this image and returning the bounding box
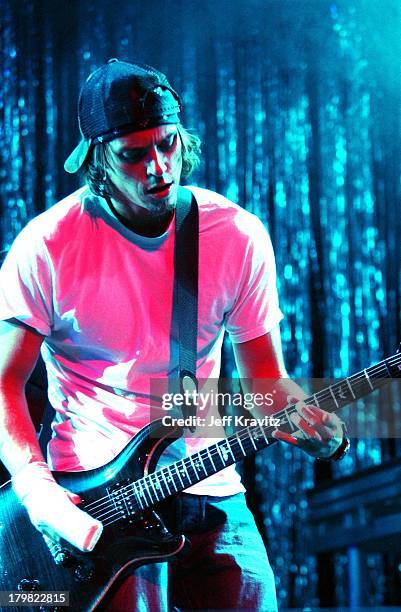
[74,563,94,583]
[17,578,40,591]
[53,548,72,566]
[42,534,72,566]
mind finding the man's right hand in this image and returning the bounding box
[12,461,103,552]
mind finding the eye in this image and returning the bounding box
[158,134,177,152]
[116,149,147,164]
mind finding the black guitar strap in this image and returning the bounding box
[174,186,199,427]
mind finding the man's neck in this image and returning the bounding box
[106,196,174,237]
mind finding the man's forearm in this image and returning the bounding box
[0,384,104,552]
[0,384,46,475]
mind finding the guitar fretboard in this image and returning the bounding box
[109,352,401,516]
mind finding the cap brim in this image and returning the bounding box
[64,139,91,174]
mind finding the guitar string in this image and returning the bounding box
[94,378,384,527]
[81,417,284,514]
[99,365,387,527]
[88,418,274,518]
[82,399,300,518]
[82,355,401,524]
[85,417,289,522]
[91,394,382,524]
[83,356,401,522]
[84,429,269,522]
[87,355,398,513]
[85,359,401,524]
[84,364,382,509]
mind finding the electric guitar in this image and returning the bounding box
[1,352,401,611]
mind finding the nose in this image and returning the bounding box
[145,147,167,177]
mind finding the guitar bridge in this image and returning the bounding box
[106,479,136,524]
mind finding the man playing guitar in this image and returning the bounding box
[0,60,346,610]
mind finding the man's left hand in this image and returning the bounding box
[272,403,344,459]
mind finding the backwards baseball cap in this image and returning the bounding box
[64,58,182,173]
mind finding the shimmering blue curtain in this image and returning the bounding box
[2,0,401,606]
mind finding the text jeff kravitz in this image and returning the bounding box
[161,415,282,428]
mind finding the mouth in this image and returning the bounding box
[147,182,173,197]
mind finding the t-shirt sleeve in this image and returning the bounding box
[225,216,283,343]
[0,225,53,336]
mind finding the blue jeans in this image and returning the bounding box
[109,493,278,611]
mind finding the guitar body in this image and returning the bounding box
[0,420,185,611]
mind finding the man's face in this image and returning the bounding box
[106,124,182,220]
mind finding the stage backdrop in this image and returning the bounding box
[1,0,401,607]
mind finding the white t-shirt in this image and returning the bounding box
[0,186,283,495]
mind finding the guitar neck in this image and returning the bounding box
[132,352,401,508]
